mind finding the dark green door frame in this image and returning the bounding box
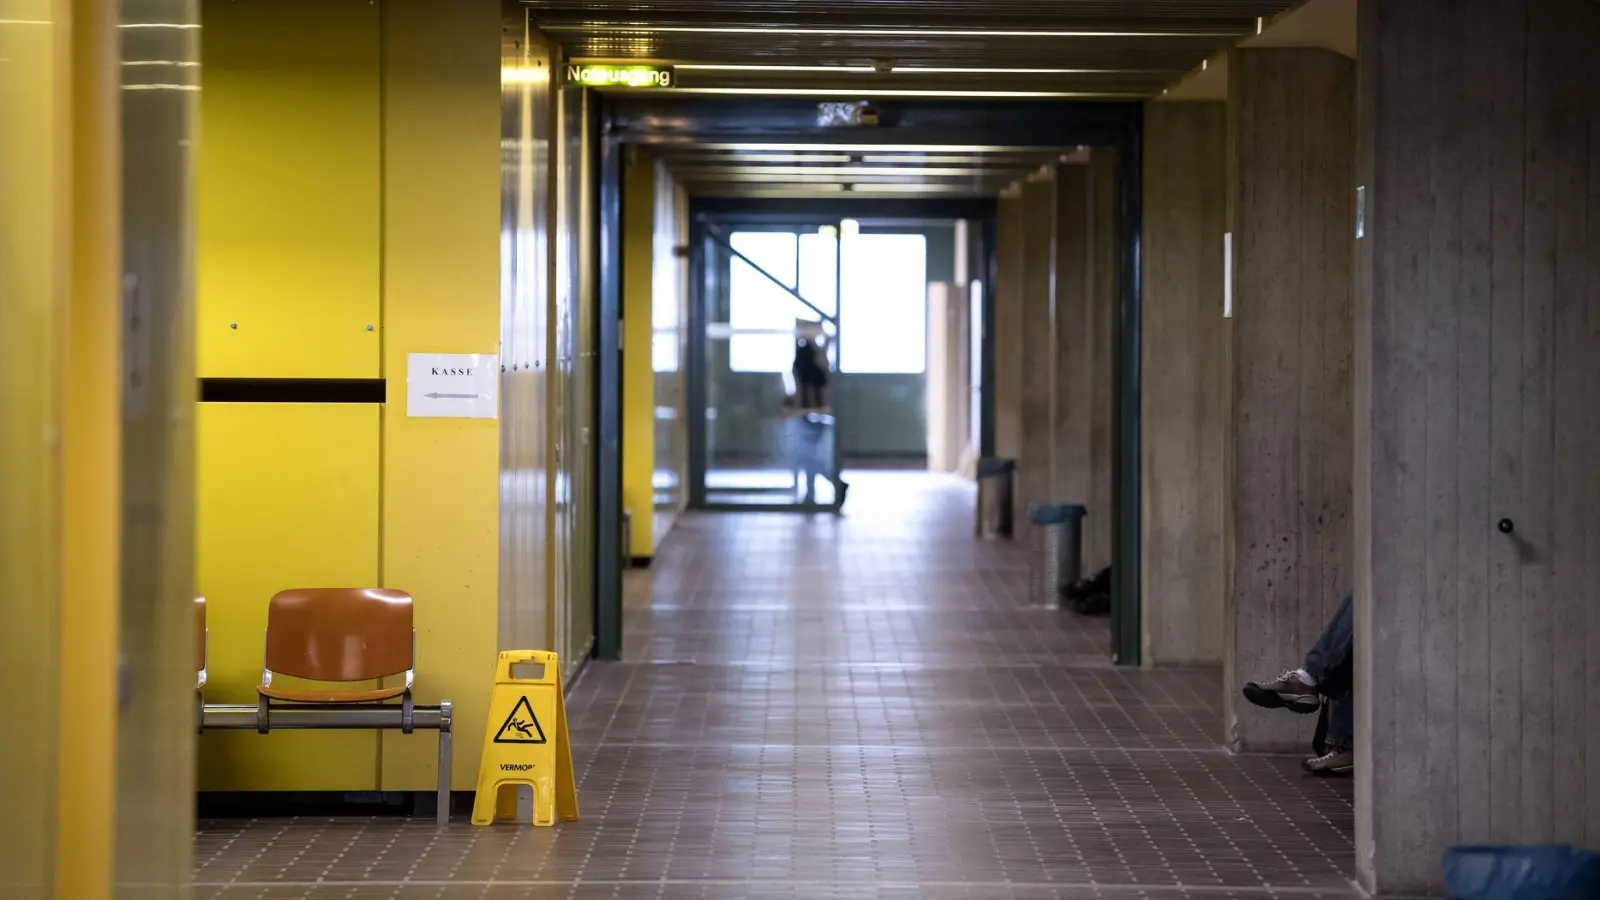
[607,100,1144,667]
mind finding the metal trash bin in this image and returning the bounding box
[1028,503,1088,607]
[975,457,1016,540]
[1443,845,1600,900]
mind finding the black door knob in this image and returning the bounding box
[1498,518,1515,534]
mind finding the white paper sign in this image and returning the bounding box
[406,353,498,419]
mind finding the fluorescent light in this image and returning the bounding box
[667,153,856,163]
[546,24,1231,38]
[676,64,875,73]
[858,154,1047,164]
[694,143,1063,152]
[898,66,1168,75]
[630,87,1146,99]
[501,66,549,85]
[672,64,1167,75]
[676,166,1013,177]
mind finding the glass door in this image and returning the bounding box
[695,221,842,511]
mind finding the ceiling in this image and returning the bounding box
[656,145,1086,199]
[524,0,1309,198]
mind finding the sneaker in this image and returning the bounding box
[1302,747,1354,776]
[1241,670,1321,714]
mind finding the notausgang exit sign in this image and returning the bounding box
[565,64,675,88]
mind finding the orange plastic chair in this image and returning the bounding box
[256,588,416,732]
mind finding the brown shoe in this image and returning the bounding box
[1242,670,1321,714]
[1302,747,1354,776]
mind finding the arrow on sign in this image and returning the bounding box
[424,392,480,400]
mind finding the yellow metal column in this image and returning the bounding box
[59,0,123,897]
[0,3,70,896]
[378,0,502,791]
[621,155,657,558]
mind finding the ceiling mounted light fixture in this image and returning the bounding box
[648,87,1146,99]
[546,24,1233,38]
[669,63,1172,76]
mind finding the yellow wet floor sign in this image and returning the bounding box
[471,650,578,826]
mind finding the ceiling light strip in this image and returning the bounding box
[620,87,1147,99]
[687,143,1069,152]
[546,24,1234,38]
[672,64,1175,75]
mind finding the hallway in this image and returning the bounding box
[194,473,1354,898]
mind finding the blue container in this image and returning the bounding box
[1443,845,1600,900]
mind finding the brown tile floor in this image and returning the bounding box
[194,472,1355,899]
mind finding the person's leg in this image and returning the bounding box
[800,417,823,506]
[1242,593,1353,715]
[1303,684,1355,776]
[1302,593,1354,685]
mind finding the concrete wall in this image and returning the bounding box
[1053,168,1093,527]
[1085,153,1118,576]
[993,190,1025,500]
[994,162,1115,568]
[1140,102,1228,667]
[1017,173,1058,521]
[1354,0,1600,893]
[1224,48,1355,752]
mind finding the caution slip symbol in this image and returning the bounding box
[493,696,547,744]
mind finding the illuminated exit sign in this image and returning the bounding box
[565,64,675,89]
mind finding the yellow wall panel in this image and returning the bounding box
[196,403,382,790]
[376,0,502,792]
[0,4,67,893]
[622,156,657,558]
[197,0,381,379]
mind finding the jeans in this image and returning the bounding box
[788,414,838,505]
[1304,593,1354,750]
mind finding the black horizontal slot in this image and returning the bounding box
[200,378,387,404]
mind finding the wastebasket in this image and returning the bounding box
[1028,503,1087,607]
[975,458,1016,540]
[1443,845,1600,900]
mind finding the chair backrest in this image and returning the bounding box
[195,596,207,680]
[264,588,414,683]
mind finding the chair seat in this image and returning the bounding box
[258,684,408,704]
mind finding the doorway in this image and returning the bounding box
[689,215,937,512]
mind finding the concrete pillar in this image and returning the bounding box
[1052,166,1092,521]
[1017,172,1057,522]
[993,188,1025,520]
[1354,1,1600,893]
[1140,102,1227,667]
[1084,153,1118,577]
[1224,48,1355,752]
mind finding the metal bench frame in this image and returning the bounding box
[196,628,454,825]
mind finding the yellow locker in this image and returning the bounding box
[196,403,382,790]
[197,0,382,379]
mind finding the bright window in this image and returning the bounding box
[841,233,927,374]
[728,232,804,373]
[726,228,927,375]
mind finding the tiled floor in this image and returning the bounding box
[194,472,1356,899]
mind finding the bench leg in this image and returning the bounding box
[436,727,452,826]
